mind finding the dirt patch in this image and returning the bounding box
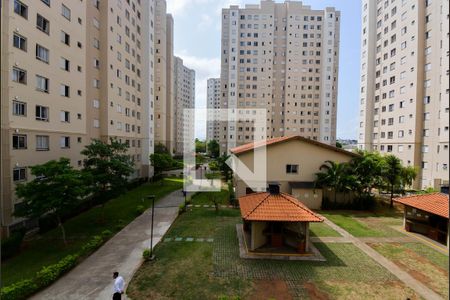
[250,279,293,300]
[304,282,330,300]
[403,248,448,276]
[394,260,431,285]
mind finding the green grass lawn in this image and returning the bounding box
[309,222,341,237]
[190,189,231,206]
[128,207,420,299]
[1,178,183,287]
[320,210,405,237]
[370,242,449,298]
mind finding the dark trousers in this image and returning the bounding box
[113,292,122,300]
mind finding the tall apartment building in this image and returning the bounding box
[154,0,175,153]
[0,0,161,234]
[220,0,340,153]
[206,78,221,142]
[174,56,195,155]
[358,0,449,189]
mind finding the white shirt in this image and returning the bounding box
[113,276,124,294]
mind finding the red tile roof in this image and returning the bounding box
[394,193,449,219]
[239,192,323,222]
[229,135,358,157]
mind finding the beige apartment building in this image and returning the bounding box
[154,0,175,153]
[358,0,449,189]
[0,0,180,234]
[220,0,340,153]
[206,78,221,142]
[174,56,195,155]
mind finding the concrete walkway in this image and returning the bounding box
[323,218,443,300]
[30,189,184,300]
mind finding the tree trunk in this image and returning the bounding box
[334,189,337,205]
[57,215,67,246]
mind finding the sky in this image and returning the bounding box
[167,0,362,140]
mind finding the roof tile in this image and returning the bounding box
[394,193,449,219]
[239,192,323,222]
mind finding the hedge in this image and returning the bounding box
[0,231,111,300]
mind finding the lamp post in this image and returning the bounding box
[147,194,156,260]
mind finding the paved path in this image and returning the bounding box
[31,190,184,300]
[323,218,443,300]
[311,236,416,243]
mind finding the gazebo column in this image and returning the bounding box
[305,222,310,252]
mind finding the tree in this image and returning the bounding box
[400,166,417,192]
[336,141,343,149]
[381,155,403,208]
[15,158,86,245]
[195,139,206,153]
[150,153,173,176]
[154,143,169,154]
[81,139,134,208]
[217,155,233,181]
[207,140,220,158]
[349,150,384,197]
[315,160,350,204]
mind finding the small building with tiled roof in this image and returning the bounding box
[230,135,358,209]
[239,184,323,254]
[394,193,449,247]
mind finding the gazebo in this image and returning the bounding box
[238,184,323,254]
[394,193,449,248]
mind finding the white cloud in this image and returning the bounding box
[167,0,245,17]
[197,14,213,30]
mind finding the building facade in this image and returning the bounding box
[358,0,449,189]
[220,0,340,153]
[206,78,221,142]
[154,0,175,153]
[174,56,195,155]
[0,0,174,234]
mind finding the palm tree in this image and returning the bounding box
[381,155,403,207]
[350,150,384,196]
[400,166,417,192]
[315,160,349,205]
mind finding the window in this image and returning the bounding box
[36,135,49,151]
[14,0,28,19]
[12,67,27,84]
[60,136,70,148]
[35,105,49,121]
[60,84,70,97]
[36,75,49,92]
[93,119,100,128]
[60,57,70,71]
[41,0,50,6]
[92,99,100,108]
[61,4,71,20]
[37,14,50,34]
[60,111,70,122]
[36,44,49,63]
[13,100,26,116]
[13,33,27,51]
[12,134,27,149]
[13,167,27,181]
[286,164,298,174]
[61,31,70,45]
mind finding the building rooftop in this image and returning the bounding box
[230,135,359,157]
[239,192,324,222]
[394,193,449,219]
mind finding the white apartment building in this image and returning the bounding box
[154,0,175,153]
[220,0,340,153]
[358,0,449,189]
[206,78,221,142]
[174,56,195,155]
[0,0,176,234]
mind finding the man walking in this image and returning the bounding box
[112,271,125,300]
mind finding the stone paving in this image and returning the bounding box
[164,236,214,242]
[30,190,185,300]
[323,218,443,300]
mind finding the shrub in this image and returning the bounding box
[101,230,112,239]
[35,254,78,287]
[0,279,38,300]
[135,205,145,216]
[178,203,186,215]
[142,249,153,261]
[1,230,25,260]
[80,235,103,256]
